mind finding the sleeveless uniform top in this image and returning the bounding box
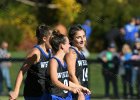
[24,45,52,97]
[70,46,88,88]
[46,57,69,98]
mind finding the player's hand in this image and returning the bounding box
[81,87,91,95]
[69,87,81,94]
[9,91,18,100]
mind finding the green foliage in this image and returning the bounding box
[0,25,22,50]
[0,2,37,50]
[35,0,81,26]
[0,0,140,51]
[52,0,81,25]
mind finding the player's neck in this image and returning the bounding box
[39,44,49,53]
[55,50,65,61]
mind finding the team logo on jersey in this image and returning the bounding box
[41,61,48,68]
[78,60,87,66]
[57,71,69,79]
[57,71,69,93]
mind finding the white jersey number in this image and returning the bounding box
[82,68,88,81]
[63,79,68,93]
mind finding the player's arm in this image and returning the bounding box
[49,59,79,94]
[66,48,80,85]
[69,81,91,94]
[69,81,91,100]
[9,48,39,100]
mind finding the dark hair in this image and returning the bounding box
[50,30,67,53]
[36,24,52,44]
[68,24,86,45]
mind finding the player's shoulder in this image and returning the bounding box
[49,57,59,66]
[31,47,40,55]
[26,47,40,58]
[65,47,77,59]
[67,47,76,55]
[69,47,76,53]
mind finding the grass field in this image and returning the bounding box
[0,96,24,100]
[0,51,131,99]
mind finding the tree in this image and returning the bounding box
[51,0,81,25]
[0,2,37,50]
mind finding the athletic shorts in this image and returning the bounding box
[85,94,90,100]
[72,93,90,100]
[42,92,72,100]
[24,96,44,100]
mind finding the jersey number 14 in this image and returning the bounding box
[82,68,88,81]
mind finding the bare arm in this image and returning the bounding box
[66,49,91,100]
[9,48,39,100]
[49,59,78,93]
[66,49,80,85]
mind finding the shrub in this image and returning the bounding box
[0,25,23,50]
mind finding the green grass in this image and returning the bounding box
[1,51,130,99]
[0,96,24,100]
[89,63,104,95]
[89,63,124,98]
[11,51,27,58]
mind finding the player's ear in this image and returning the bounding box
[60,44,64,50]
[43,36,47,42]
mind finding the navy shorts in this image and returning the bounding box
[72,93,90,100]
[85,94,90,100]
[24,96,44,100]
[42,92,72,100]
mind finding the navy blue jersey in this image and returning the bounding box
[46,57,69,98]
[24,45,52,97]
[70,47,88,88]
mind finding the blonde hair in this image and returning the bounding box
[122,44,132,54]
